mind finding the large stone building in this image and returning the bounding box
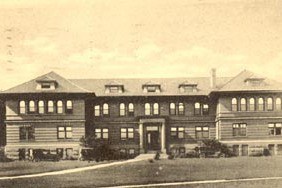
[1,69,282,159]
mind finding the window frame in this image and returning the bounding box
[258,97,264,111]
[202,104,209,115]
[57,126,72,139]
[194,102,201,115]
[231,98,237,111]
[120,127,134,140]
[103,103,109,116]
[268,123,282,136]
[153,103,159,115]
[66,100,73,114]
[195,126,209,139]
[232,123,247,137]
[47,100,54,113]
[249,98,255,111]
[145,103,151,115]
[169,103,176,115]
[119,103,126,116]
[19,125,35,141]
[28,100,36,113]
[95,128,109,140]
[57,100,63,114]
[276,98,281,111]
[170,126,185,139]
[128,103,134,116]
[38,100,45,114]
[240,98,247,111]
[267,97,273,111]
[19,100,26,114]
[178,103,185,115]
[94,105,100,117]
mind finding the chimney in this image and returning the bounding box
[210,68,216,89]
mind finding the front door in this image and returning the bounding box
[147,131,160,151]
[242,145,248,156]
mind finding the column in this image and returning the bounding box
[161,122,166,153]
[139,123,144,153]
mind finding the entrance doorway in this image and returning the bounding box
[242,145,248,156]
[145,125,161,152]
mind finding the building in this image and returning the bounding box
[1,69,282,159]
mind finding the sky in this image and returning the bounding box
[0,0,282,90]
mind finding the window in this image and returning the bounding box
[19,101,26,114]
[231,98,237,111]
[19,125,35,141]
[170,103,176,115]
[276,98,281,111]
[240,98,246,111]
[170,127,184,139]
[232,123,247,136]
[194,102,201,115]
[128,103,134,116]
[120,128,134,140]
[57,101,63,114]
[203,104,209,115]
[94,105,100,116]
[66,100,73,114]
[145,103,151,115]
[95,128,108,139]
[128,149,135,155]
[153,103,159,115]
[29,100,35,113]
[178,103,184,115]
[267,98,273,111]
[258,98,264,111]
[119,103,125,116]
[268,123,282,136]
[38,100,44,114]
[195,126,209,139]
[47,100,54,113]
[103,103,109,116]
[57,126,72,139]
[249,98,255,111]
[41,83,51,89]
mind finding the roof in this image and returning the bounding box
[2,70,282,96]
[219,70,282,92]
[70,77,230,96]
[2,71,91,94]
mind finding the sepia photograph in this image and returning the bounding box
[1,0,282,187]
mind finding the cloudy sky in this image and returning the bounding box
[0,0,282,90]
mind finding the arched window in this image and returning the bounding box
[29,100,35,112]
[178,103,184,115]
[267,97,273,111]
[194,102,201,115]
[170,103,176,115]
[203,104,209,115]
[119,103,125,116]
[249,98,255,111]
[103,103,109,115]
[258,98,264,111]
[145,103,151,115]
[57,100,63,114]
[128,103,134,116]
[38,100,44,114]
[66,100,73,113]
[276,98,281,111]
[48,100,54,113]
[153,103,159,115]
[231,98,237,111]
[240,98,246,111]
[19,101,26,114]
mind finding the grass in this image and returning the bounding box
[1,157,282,187]
[0,160,101,177]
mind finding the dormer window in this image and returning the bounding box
[143,82,161,93]
[36,79,57,91]
[244,78,265,87]
[105,81,124,94]
[179,82,198,93]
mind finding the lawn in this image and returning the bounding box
[1,157,282,187]
[0,160,101,177]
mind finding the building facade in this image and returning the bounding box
[1,69,282,159]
